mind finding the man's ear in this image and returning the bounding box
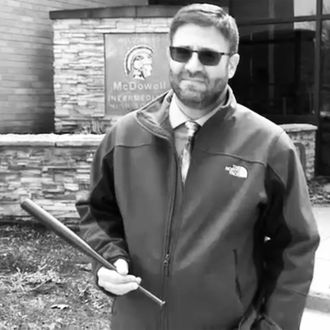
[228,53,240,79]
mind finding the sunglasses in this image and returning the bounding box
[169,46,232,66]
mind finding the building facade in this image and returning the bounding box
[0,0,329,174]
[0,0,145,133]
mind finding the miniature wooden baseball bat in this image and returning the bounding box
[20,198,165,307]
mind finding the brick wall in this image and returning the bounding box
[0,125,317,225]
[0,0,146,134]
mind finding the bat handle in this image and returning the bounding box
[101,257,165,306]
[138,286,166,307]
[97,255,165,306]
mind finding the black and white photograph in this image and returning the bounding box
[0,1,329,329]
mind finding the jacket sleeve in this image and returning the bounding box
[76,132,130,280]
[256,131,320,330]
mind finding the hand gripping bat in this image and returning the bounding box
[20,198,165,307]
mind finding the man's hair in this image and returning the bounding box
[169,3,239,54]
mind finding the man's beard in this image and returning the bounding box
[169,69,227,109]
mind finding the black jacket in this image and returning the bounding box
[77,87,319,330]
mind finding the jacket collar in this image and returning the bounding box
[135,86,237,139]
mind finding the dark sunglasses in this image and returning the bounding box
[169,46,232,66]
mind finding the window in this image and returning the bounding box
[294,0,317,16]
[321,20,330,116]
[231,22,315,119]
[148,0,228,6]
[231,0,316,20]
[324,0,330,14]
[319,19,330,174]
[230,0,329,174]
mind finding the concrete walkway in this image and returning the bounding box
[306,207,330,312]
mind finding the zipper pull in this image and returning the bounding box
[163,253,170,276]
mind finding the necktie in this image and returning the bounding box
[181,121,200,183]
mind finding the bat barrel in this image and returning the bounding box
[20,198,165,307]
[20,198,114,270]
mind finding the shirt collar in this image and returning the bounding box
[169,89,228,129]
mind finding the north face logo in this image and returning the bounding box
[225,165,248,179]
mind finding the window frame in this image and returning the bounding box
[232,0,330,126]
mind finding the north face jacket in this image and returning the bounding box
[77,87,319,330]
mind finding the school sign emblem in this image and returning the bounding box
[105,33,170,115]
[124,45,153,81]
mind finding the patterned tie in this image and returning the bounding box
[181,121,200,183]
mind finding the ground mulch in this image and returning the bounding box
[0,176,329,329]
[308,176,330,206]
[0,225,112,329]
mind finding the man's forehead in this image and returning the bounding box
[171,24,230,50]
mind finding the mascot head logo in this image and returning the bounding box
[125,45,153,80]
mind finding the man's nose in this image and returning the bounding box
[185,52,204,73]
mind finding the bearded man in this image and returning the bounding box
[77,4,319,330]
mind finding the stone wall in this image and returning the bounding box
[280,124,317,180]
[0,134,103,226]
[0,124,317,224]
[52,8,176,133]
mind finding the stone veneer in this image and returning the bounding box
[0,124,317,225]
[0,134,103,226]
[280,124,317,180]
[51,6,179,134]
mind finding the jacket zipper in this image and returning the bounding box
[163,253,170,276]
[136,115,177,330]
[160,147,178,330]
[162,141,178,272]
[135,116,177,275]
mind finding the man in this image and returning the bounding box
[77,4,319,330]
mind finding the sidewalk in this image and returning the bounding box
[306,206,330,313]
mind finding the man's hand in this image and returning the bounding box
[97,259,141,295]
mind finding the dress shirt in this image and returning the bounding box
[169,93,226,156]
